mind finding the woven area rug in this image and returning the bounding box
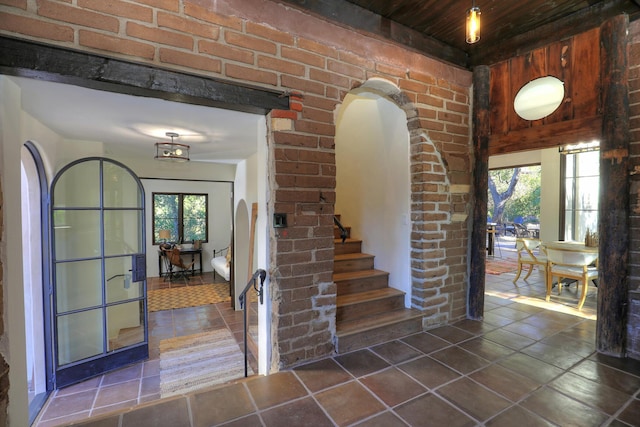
[486,258,519,275]
[159,329,251,398]
[148,283,230,312]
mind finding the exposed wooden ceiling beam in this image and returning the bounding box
[277,0,469,68]
[0,36,289,114]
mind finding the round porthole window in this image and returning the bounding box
[514,76,564,121]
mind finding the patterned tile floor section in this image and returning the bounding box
[36,251,640,426]
[147,283,230,312]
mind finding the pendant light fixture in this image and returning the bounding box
[466,1,481,44]
[154,132,190,162]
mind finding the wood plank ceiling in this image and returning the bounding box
[278,0,640,68]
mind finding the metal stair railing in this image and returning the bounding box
[334,215,348,244]
[238,268,266,377]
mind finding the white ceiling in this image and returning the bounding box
[10,76,263,163]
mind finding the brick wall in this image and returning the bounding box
[0,0,472,373]
[627,20,640,360]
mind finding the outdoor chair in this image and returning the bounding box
[545,247,598,310]
[512,222,531,238]
[513,238,547,284]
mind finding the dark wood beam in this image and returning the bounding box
[0,36,289,114]
[489,117,603,156]
[276,0,469,68]
[471,0,640,67]
[597,14,630,357]
[469,65,490,320]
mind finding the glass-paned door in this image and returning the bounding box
[562,149,599,242]
[51,158,147,388]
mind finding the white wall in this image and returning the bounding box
[233,150,259,304]
[539,148,561,242]
[335,90,412,306]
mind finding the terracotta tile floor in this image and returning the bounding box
[35,248,640,427]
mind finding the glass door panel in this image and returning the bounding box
[55,259,102,312]
[103,162,142,208]
[52,159,147,388]
[54,210,101,260]
[104,210,142,256]
[107,301,145,351]
[57,309,104,365]
[105,257,143,303]
[53,161,100,208]
[563,150,599,242]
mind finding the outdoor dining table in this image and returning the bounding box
[544,240,598,254]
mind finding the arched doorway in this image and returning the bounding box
[335,77,453,321]
[22,141,53,424]
[335,83,412,304]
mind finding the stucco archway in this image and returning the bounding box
[336,77,461,325]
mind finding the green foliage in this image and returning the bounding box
[488,166,541,223]
[153,193,207,243]
[183,195,207,241]
[154,194,179,241]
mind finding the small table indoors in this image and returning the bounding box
[544,240,599,300]
[158,248,202,278]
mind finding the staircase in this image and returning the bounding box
[333,217,423,353]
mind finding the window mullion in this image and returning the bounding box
[178,194,185,244]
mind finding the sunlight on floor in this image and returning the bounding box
[485,290,596,321]
[486,234,597,321]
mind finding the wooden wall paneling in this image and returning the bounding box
[546,38,574,123]
[508,54,531,132]
[489,61,510,137]
[525,47,550,128]
[488,116,602,156]
[572,28,602,119]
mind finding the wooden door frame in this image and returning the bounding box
[469,15,630,357]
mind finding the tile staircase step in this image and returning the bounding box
[337,288,405,323]
[334,269,389,295]
[334,238,362,255]
[335,308,424,353]
[334,252,375,273]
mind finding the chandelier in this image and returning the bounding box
[154,132,190,162]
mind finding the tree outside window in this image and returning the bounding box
[152,193,208,245]
[488,166,541,226]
